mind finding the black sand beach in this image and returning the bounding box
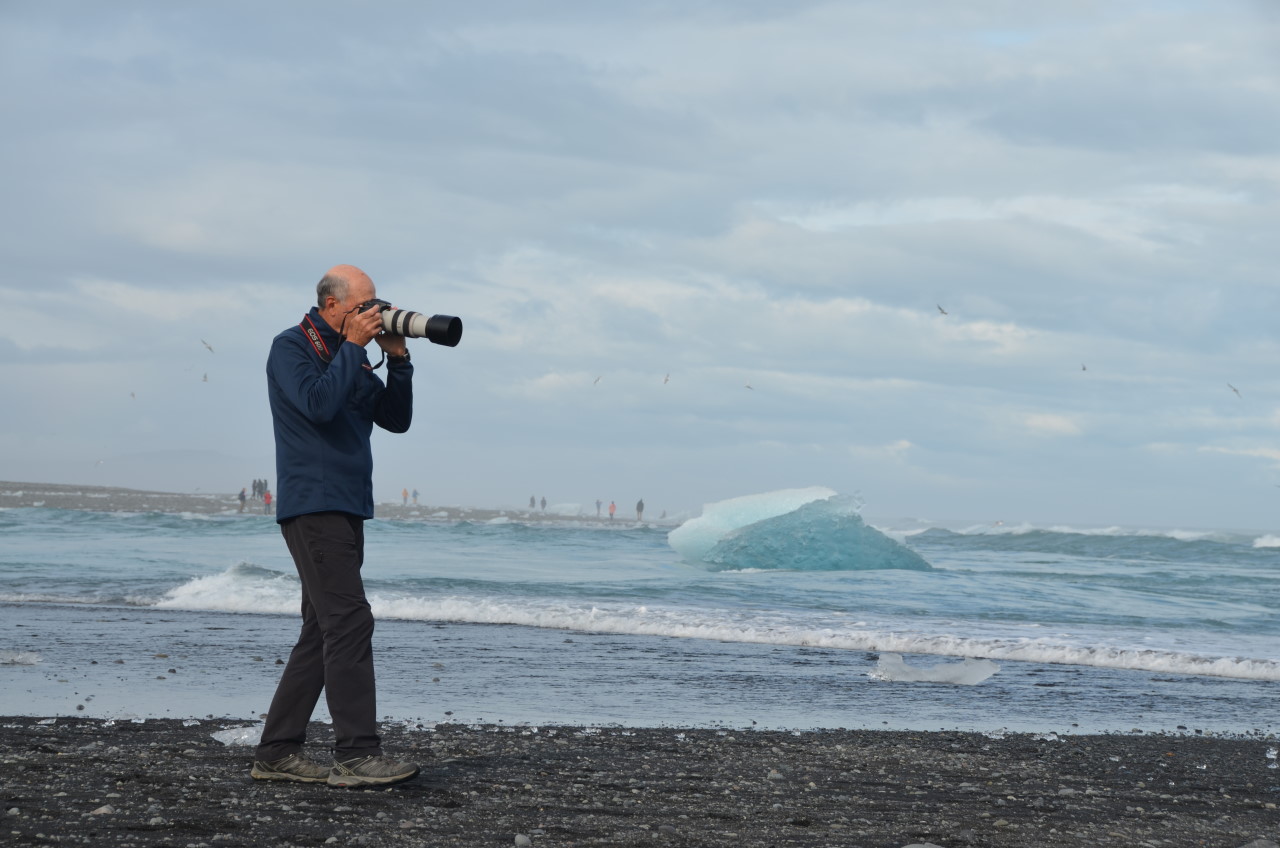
[3,716,1278,848]
[3,481,1279,846]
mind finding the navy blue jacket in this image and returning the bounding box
[267,307,413,522]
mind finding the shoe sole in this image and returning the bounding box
[250,767,329,784]
[327,766,420,788]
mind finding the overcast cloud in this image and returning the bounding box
[3,1,1280,528]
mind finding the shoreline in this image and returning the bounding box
[3,717,1277,848]
[0,480,670,526]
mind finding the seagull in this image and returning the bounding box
[663,373,669,385]
[1082,364,1087,371]
[202,373,208,383]
[937,305,948,315]
[744,384,754,390]
[1229,383,1242,398]
[130,392,136,400]
[593,376,602,386]
[201,339,214,353]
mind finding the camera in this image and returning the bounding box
[358,299,462,347]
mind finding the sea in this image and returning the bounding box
[2,487,1277,735]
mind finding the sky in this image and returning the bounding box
[4,1,1280,528]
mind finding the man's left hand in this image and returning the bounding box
[375,310,408,357]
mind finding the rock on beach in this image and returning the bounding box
[2,716,1278,847]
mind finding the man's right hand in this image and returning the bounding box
[343,307,384,347]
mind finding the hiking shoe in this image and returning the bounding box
[328,754,420,788]
[250,752,330,783]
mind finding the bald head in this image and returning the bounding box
[316,264,374,308]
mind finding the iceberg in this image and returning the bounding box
[668,488,931,572]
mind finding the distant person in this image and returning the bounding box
[412,489,419,505]
[252,263,419,788]
[595,499,602,517]
[530,495,536,509]
[238,488,247,513]
[263,489,273,514]
[401,487,409,506]
[636,499,644,522]
[540,496,546,512]
[608,500,616,520]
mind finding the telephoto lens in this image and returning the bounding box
[380,309,463,347]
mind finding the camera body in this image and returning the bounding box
[358,299,462,347]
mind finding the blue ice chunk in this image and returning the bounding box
[671,491,932,572]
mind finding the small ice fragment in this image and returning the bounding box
[210,724,263,746]
[36,718,55,725]
[182,719,201,727]
[1266,747,1278,760]
[868,652,999,685]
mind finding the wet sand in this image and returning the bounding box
[3,717,1278,847]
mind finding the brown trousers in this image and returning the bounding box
[255,512,381,762]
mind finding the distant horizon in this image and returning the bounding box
[6,474,1278,535]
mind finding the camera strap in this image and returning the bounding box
[299,315,333,364]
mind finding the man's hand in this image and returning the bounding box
[342,307,385,348]
[374,305,408,357]
[375,330,408,357]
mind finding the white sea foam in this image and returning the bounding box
[1253,535,1280,548]
[868,652,999,685]
[151,563,299,614]
[0,651,41,665]
[145,565,1280,682]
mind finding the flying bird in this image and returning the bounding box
[937,305,948,315]
[1082,364,1087,371]
[202,373,208,383]
[201,339,215,353]
[593,376,602,386]
[1228,383,1242,398]
[663,373,669,385]
[744,384,754,390]
[130,392,136,400]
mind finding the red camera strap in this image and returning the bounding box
[299,315,333,363]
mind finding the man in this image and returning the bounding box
[251,264,419,788]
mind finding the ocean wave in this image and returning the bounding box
[0,651,41,666]
[151,562,299,614]
[137,565,1280,681]
[934,521,1254,546]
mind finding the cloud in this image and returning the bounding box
[850,439,914,461]
[1024,413,1082,437]
[1198,445,1280,466]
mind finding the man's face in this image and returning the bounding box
[336,278,377,314]
[317,271,379,334]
